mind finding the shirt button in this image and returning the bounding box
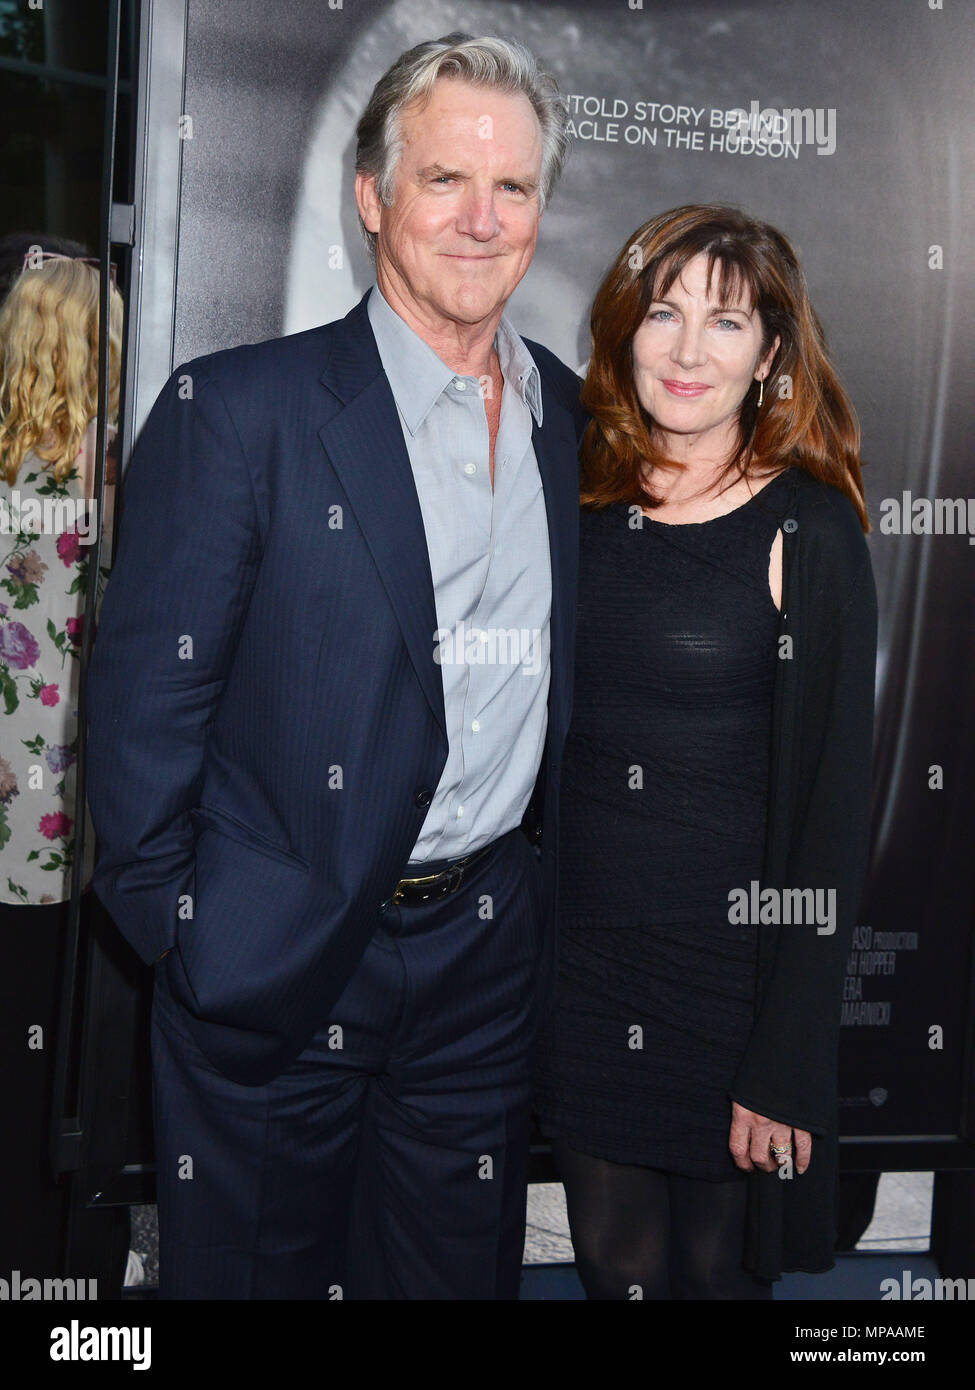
[456,805,464,818]
[471,719,481,732]
[783,518,798,533]
[464,463,477,476]
[454,379,467,391]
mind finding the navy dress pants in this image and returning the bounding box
[150,826,543,1299]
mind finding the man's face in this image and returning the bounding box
[356,78,544,330]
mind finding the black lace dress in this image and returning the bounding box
[534,470,793,1181]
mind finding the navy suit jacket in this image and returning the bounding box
[86,289,583,1084]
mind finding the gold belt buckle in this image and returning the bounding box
[390,867,442,906]
[390,860,466,905]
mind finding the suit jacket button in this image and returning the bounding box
[414,786,433,808]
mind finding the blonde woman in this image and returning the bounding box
[0,248,122,1270]
[0,251,122,911]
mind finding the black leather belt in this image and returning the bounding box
[383,839,497,908]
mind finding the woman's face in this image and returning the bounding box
[630,251,779,462]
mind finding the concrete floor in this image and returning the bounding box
[524,1170,935,1263]
[126,1170,934,1296]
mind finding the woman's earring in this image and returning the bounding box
[757,376,765,409]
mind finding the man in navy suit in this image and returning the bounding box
[86,32,582,1299]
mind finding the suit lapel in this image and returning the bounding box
[530,373,578,754]
[317,293,446,734]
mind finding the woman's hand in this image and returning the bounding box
[729,1101,811,1174]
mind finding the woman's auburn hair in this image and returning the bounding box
[0,257,123,486]
[579,203,868,531]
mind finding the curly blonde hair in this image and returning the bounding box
[0,257,124,486]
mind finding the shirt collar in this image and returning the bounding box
[366,282,543,435]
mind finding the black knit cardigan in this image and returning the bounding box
[727,465,878,1279]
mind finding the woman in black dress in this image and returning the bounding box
[533,205,877,1298]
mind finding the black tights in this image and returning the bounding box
[551,1138,774,1300]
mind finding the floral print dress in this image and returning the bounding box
[0,430,112,905]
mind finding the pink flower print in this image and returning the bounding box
[0,620,40,669]
[65,615,84,646]
[39,811,73,840]
[57,530,82,566]
[39,683,60,706]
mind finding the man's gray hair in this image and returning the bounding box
[354,31,569,259]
